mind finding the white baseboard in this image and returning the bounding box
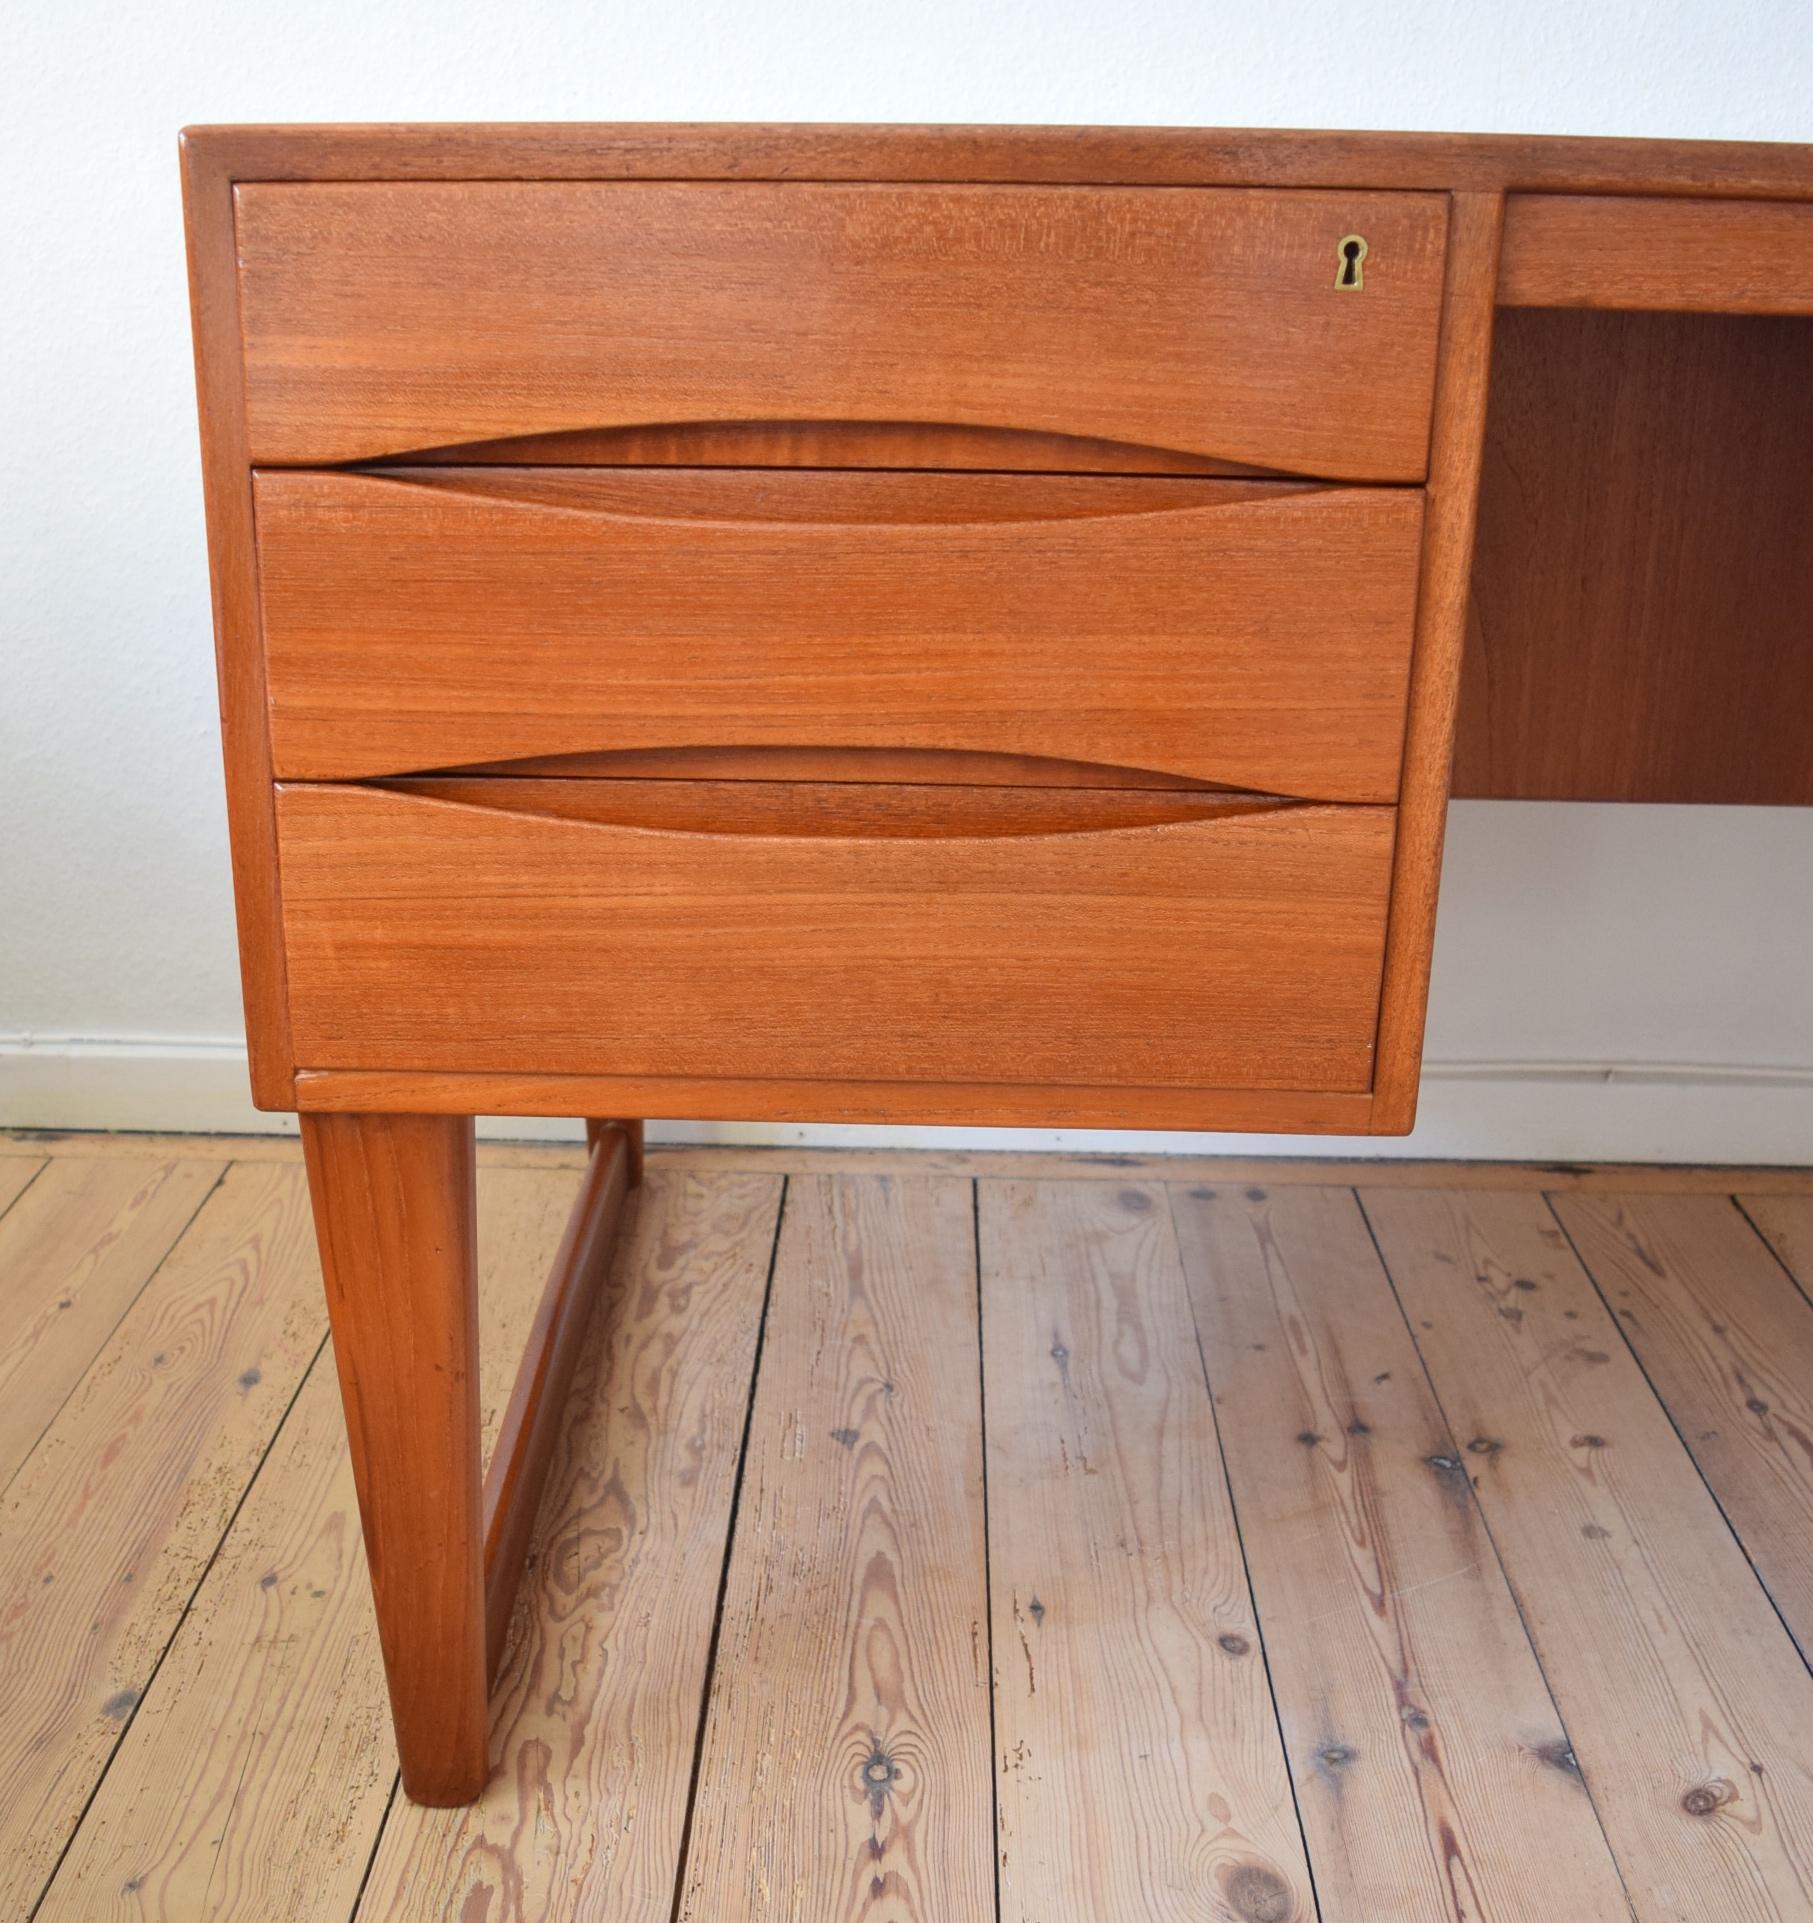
[2,1036,1810,1165]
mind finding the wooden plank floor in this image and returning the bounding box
[4,1134,1813,1922]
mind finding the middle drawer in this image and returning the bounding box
[254,468,1423,800]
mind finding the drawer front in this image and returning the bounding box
[275,781,1397,1094]
[255,469,1423,800]
[235,182,1449,479]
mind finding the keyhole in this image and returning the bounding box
[1336,234,1368,290]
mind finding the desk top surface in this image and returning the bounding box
[179,122,1813,199]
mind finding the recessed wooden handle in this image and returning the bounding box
[384,776,1308,841]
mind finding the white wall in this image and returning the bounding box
[4,0,1810,1160]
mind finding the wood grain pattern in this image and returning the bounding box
[0,1162,326,1918]
[299,1113,488,1805]
[1363,1186,1813,1921]
[980,1179,1314,1923]
[358,466,1299,521]
[1499,195,1813,311]
[294,1069,1380,1135]
[235,183,1448,477]
[393,776,1301,839]
[1369,191,1504,1132]
[34,1164,585,1923]
[1554,1192,1813,1666]
[255,469,1423,799]
[368,1170,779,1923]
[1455,308,1813,804]
[392,417,1273,473]
[35,1356,390,1923]
[678,1176,993,1923]
[16,1137,1813,1915]
[276,783,1395,1097]
[179,137,295,1108]
[187,120,1813,1149]
[480,1126,630,1681]
[185,122,1813,202]
[1172,1182,1630,1921]
[0,1156,222,1491]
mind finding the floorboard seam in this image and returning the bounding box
[1731,1194,1813,1316]
[972,1179,1006,1923]
[665,1173,790,1923]
[0,1161,232,1507]
[0,1157,50,1223]
[1543,1189,1813,1680]
[25,1314,335,1921]
[344,1771,401,1921]
[1352,1187,1643,1923]
[1165,1185,1327,1923]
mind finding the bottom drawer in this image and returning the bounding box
[275,780,1396,1096]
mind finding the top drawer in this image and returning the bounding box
[233,183,1450,480]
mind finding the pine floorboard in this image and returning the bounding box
[4,1138,1811,1921]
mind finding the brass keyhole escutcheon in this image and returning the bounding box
[1336,234,1368,290]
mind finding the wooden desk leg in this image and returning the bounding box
[299,1111,489,1806]
[585,1117,645,1187]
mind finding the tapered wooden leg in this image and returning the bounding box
[585,1116,645,1187]
[300,1111,489,1805]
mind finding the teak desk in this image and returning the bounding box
[181,124,1813,1803]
